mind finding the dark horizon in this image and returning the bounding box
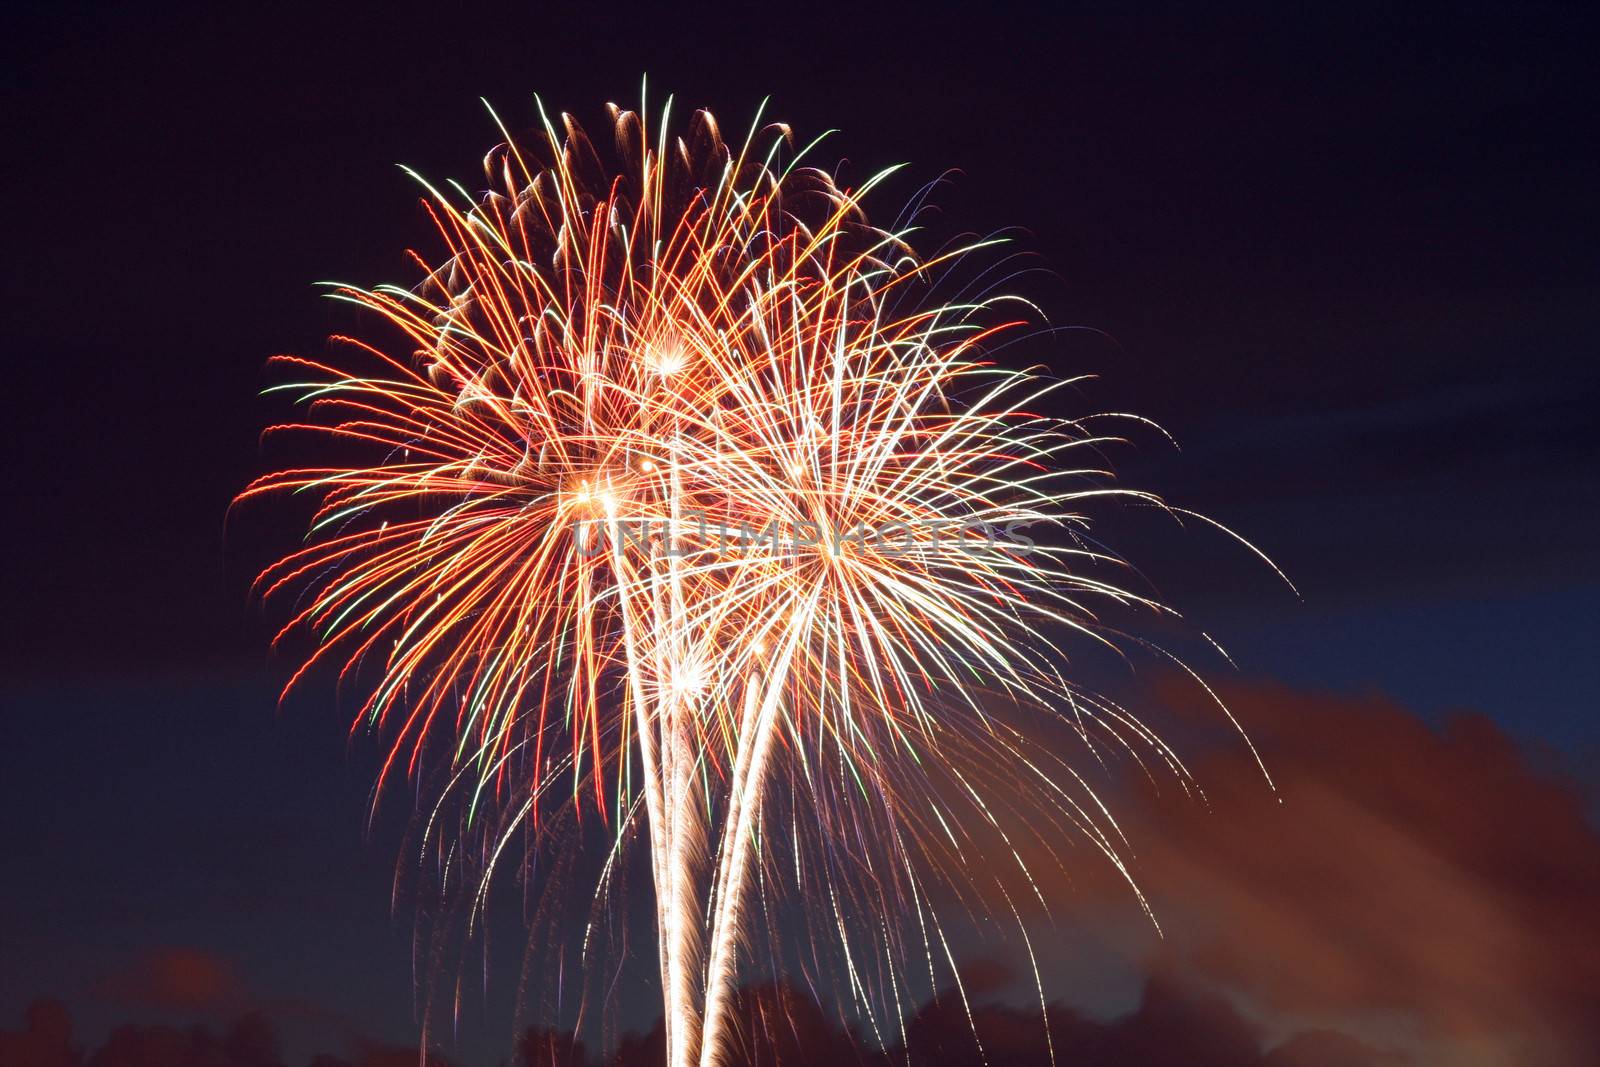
[3,4,1598,1066]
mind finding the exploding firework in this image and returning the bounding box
[236,91,1286,1067]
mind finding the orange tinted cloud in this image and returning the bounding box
[1093,681,1600,1065]
[96,947,246,1015]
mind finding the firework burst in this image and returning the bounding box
[237,91,1286,1067]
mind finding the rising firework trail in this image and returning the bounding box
[237,89,1288,1067]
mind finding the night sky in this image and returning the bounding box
[3,5,1598,1066]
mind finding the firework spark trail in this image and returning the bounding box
[237,90,1284,1067]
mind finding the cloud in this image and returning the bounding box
[0,1003,457,1067]
[0,1001,77,1067]
[1086,680,1600,1065]
[1262,1028,1410,1067]
[94,947,247,1016]
[899,972,1261,1067]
